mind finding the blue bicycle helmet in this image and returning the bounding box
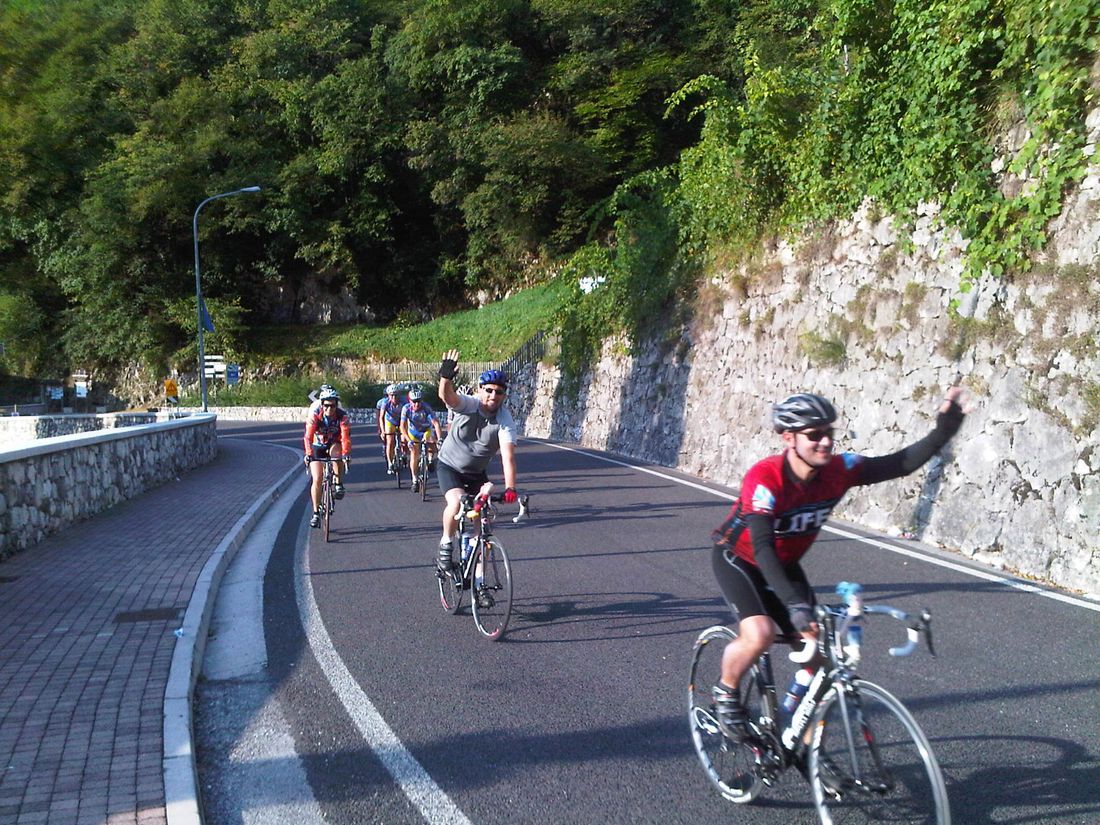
[319,387,340,402]
[478,369,508,388]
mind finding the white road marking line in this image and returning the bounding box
[295,516,473,825]
[539,440,1100,613]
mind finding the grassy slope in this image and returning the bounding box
[248,279,566,363]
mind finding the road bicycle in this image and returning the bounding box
[393,437,410,489]
[688,583,951,824]
[436,482,529,641]
[412,438,434,501]
[309,457,339,543]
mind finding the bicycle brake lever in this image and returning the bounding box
[513,495,530,524]
[921,609,936,657]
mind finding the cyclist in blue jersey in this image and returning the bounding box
[401,387,443,492]
[376,383,405,475]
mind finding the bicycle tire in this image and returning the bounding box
[810,679,951,825]
[471,539,512,641]
[420,448,429,501]
[687,625,768,804]
[437,562,462,614]
[322,468,333,543]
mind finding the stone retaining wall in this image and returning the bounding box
[505,116,1100,599]
[0,411,193,446]
[0,415,218,560]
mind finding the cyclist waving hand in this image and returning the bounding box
[709,387,966,738]
[434,349,518,571]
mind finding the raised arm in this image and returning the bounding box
[438,348,461,409]
[859,386,967,485]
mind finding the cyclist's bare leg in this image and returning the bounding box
[309,461,324,511]
[441,487,463,544]
[720,615,775,690]
[332,451,345,485]
[409,440,422,478]
[384,432,396,466]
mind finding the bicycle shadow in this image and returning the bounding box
[938,733,1099,824]
[508,590,730,642]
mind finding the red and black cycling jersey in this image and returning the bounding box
[304,408,351,457]
[713,452,866,568]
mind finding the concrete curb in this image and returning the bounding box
[162,442,303,825]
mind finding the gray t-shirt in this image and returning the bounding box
[438,393,516,473]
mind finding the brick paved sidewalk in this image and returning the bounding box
[0,438,298,825]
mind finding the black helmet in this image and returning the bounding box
[772,393,837,433]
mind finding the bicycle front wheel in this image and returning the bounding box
[420,450,429,501]
[322,475,333,543]
[687,625,767,804]
[810,679,951,825]
[471,539,512,640]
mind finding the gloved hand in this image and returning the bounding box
[438,348,459,380]
[503,487,518,504]
[788,602,815,633]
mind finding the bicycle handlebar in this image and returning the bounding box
[787,600,934,664]
[455,482,531,524]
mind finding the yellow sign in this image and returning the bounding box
[165,378,179,404]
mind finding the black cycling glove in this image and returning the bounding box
[788,602,815,633]
[438,358,458,380]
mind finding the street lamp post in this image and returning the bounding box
[193,186,261,412]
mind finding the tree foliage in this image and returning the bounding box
[1,0,1096,387]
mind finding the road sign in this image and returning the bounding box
[203,355,226,379]
[226,364,240,385]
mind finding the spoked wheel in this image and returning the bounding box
[688,625,768,803]
[437,557,463,614]
[810,680,951,825]
[420,451,429,501]
[471,539,512,641]
[322,477,333,543]
[395,454,402,488]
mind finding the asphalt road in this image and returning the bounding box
[196,420,1100,824]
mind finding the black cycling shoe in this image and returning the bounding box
[309,512,321,529]
[475,588,495,609]
[333,483,345,500]
[712,683,749,741]
[436,541,455,572]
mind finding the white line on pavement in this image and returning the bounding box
[295,515,474,825]
[538,440,1100,613]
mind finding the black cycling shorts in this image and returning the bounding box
[711,544,814,639]
[436,460,489,496]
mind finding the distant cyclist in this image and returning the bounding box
[304,387,352,529]
[435,350,518,581]
[376,383,404,474]
[709,387,966,738]
[401,387,443,492]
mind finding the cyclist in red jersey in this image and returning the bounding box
[304,387,352,529]
[709,387,966,737]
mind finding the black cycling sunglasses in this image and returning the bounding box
[481,386,506,396]
[799,427,834,442]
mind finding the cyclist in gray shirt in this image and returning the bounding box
[435,348,518,572]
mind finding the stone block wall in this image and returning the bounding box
[506,119,1100,599]
[0,416,217,560]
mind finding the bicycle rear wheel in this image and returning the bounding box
[810,679,951,825]
[471,539,512,640]
[437,562,463,614]
[687,625,768,803]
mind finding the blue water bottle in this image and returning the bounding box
[836,581,864,663]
